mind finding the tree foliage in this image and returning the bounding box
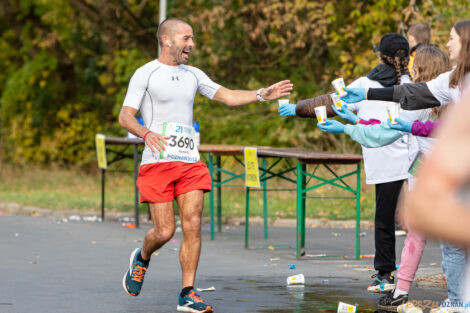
[0,0,468,168]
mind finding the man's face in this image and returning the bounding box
[168,24,195,64]
[447,27,462,62]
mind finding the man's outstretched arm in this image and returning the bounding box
[212,80,293,106]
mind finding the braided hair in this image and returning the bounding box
[379,50,410,85]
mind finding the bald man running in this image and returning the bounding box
[119,18,293,313]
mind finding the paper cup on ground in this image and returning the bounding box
[331,78,347,97]
[330,93,343,110]
[387,103,400,124]
[314,106,327,124]
[337,301,357,313]
[286,274,305,285]
[278,99,289,107]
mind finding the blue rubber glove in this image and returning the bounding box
[387,118,413,133]
[331,104,359,124]
[317,120,345,134]
[278,103,297,116]
[341,87,366,103]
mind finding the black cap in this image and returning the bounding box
[374,33,409,57]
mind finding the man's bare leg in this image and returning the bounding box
[141,201,176,260]
[176,190,204,287]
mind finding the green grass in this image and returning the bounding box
[0,163,376,220]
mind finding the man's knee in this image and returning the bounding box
[154,225,175,243]
[182,215,202,234]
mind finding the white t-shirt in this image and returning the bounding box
[426,70,461,106]
[347,76,413,184]
[122,60,221,165]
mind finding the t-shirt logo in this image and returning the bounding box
[171,76,179,81]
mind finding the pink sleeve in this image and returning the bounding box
[411,120,442,137]
[358,118,381,125]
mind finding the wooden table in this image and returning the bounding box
[199,145,363,259]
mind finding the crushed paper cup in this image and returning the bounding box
[314,106,327,124]
[278,99,289,107]
[331,78,347,97]
[330,93,343,110]
[337,301,357,313]
[196,286,216,292]
[387,103,400,124]
[287,274,305,285]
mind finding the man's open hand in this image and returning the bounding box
[145,132,171,153]
[261,80,294,100]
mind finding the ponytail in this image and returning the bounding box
[380,50,410,85]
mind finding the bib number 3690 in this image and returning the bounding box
[160,122,199,163]
[168,134,195,150]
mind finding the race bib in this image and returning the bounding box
[159,122,200,163]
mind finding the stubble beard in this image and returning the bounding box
[170,46,187,65]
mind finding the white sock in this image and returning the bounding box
[393,288,408,298]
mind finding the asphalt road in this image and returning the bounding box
[0,214,446,313]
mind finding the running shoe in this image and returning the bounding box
[367,272,395,293]
[122,248,148,296]
[177,289,213,312]
[377,290,408,311]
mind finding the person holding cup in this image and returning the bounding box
[319,45,467,312]
[280,33,414,294]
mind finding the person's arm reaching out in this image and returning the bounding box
[317,120,402,148]
[212,80,293,106]
[343,123,403,148]
[295,94,336,118]
[341,84,441,110]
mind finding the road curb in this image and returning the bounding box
[0,202,374,229]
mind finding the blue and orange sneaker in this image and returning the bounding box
[177,289,213,312]
[122,248,148,296]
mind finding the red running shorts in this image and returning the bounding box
[136,161,212,203]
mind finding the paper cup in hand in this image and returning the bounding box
[286,274,305,285]
[314,106,327,124]
[330,93,343,110]
[337,301,357,313]
[278,99,289,107]
[387,103,400,124]
[332,78,347,97]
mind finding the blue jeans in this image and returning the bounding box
[441,242,466,301]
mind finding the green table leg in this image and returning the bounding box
[356,163,361,259]
[296,161,303,259]
[301,163,306,249]
[208,153,215,240]
[217,156,222,232]
[245,187,250,249]
[262,158,268,240]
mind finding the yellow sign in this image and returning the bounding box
[244,147,260,188]
[95,134,107,169]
